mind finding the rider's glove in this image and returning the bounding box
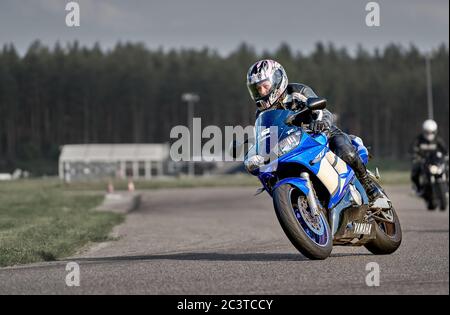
[310,120,330,134]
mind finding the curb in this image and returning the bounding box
[95,192,142,214]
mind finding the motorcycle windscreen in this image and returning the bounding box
[254,109,297,156]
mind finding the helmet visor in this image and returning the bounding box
[247,69,283,101]
[247,79,273,101]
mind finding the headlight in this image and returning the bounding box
[429,165,444,175]
[274,132,301,157]
[429,165,438,174]
[244,154,265,172]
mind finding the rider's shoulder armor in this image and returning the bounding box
[282,83,318,110]
[285,83,317,97]
[255,83,320,119]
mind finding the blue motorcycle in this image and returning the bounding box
[242,99,402,260]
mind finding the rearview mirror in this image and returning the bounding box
[285,97,327,126]
[306,97,327,111]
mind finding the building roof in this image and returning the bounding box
[59,144,170,162]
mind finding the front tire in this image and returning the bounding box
[426,183,438,210]
[437,182,448,211]
[273,184,332,260]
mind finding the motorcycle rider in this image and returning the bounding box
[410,119,448,194]
[246,59,383,203]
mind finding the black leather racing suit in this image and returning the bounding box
[256,83,380,200]
[410,133,448,191]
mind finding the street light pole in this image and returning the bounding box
[182,93,200,176]
[425,55,434,120]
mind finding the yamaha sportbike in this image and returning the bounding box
[419,151,449,211]
[241,99,402,260]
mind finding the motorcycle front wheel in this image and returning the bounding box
[426,183,438,210]
[273,184,332,260]
[437,182,448,211]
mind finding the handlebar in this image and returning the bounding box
[301,123,314,133]
[284,107,309,126]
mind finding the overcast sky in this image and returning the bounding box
[0,0,448,56]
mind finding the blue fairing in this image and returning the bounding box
[277,132,356,209]
[328,167,355,209]
[254,109,299,156]
[272,177,310,196]
[249,109,368,209]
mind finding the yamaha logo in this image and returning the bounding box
[354,223,372,235]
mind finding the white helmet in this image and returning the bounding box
[246,59,288,110]
[423,119,438,141]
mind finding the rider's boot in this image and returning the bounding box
[350,152,384,204]
[411,172,423,196]
[359,172,384,203]
[412,183,423,197]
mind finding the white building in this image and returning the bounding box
[59,144,170,182]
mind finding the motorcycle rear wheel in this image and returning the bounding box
[364,183,402,255]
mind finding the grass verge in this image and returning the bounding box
[0,180,123,267]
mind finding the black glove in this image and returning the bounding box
[310,120,330,134]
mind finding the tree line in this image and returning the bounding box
[0,41,448,174]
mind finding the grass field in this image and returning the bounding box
[0,180,123,267]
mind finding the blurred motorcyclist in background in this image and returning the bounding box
[410,119,448,194]
[246,59,383,203]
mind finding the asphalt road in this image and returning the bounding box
[0,186,448,295]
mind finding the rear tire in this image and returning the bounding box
[364,181,402,255]
[365,207,402,255]
[273,184,332,260]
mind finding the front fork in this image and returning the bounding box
[300,172,320,216]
